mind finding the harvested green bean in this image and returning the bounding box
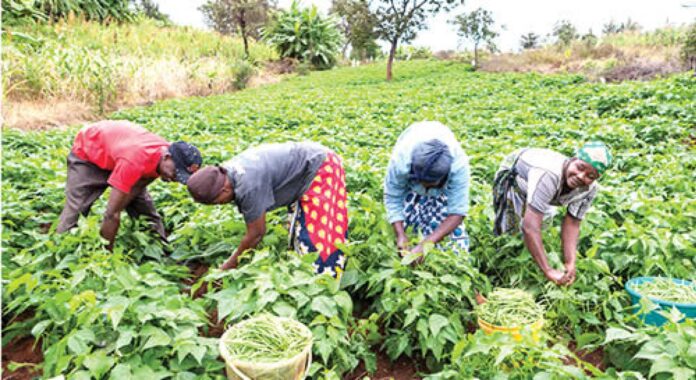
[224,314,312,362]
[634,279,696,303]
[476,288,544,327]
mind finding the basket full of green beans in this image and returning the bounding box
[625,277,696,326]
[476,288,545,340]
[219,314,313,380]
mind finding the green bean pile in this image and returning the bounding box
[476,288,545,327]
[634,279,696,304]
[224,315,312,362]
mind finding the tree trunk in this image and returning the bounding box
[239,10,249,58]
[473,42,479,70]
[387,38,398,81]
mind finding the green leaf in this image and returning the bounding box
[103,295,130,330]
[333,292,353,316]
[31,320,51,337]
[83,351,115,379]
[311,296,337,318]
[116,329,134,351]
[428,313,448,337]
[142,326,171,350]
[671,367,696,380]
[649,355,677,378]
[109,364,133,380]
[272,301,297,317]
[603,327,633,344]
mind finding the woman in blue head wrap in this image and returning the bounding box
[384,121,471,261]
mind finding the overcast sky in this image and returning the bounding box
[155,0,696,52]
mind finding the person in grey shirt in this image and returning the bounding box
[186,142,349,277]
[492,142,612,286]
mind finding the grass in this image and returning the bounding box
[480,25,690,81]
[1,17,278,129]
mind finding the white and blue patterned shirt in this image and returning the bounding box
[384,121,470,224]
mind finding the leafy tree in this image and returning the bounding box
[520,32,540,50]
[603,18,642,35]
[621,18,641,32]
[199,0,274,57]
[263,0,343,69]
[330,0,380,61]
[451,8,498,69]
[133,0,170,23]
[581,29,598,47]
[602,20,621,35]
[553,19,578,46]
[372,0,463,80]
[682,23,696,71]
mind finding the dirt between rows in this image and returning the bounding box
[2,336,43,380]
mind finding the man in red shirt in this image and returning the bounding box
[56,120,203,249]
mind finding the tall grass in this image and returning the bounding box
[2,17,277,127]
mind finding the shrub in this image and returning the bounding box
[231,60,256,90]
[263,0,343,69]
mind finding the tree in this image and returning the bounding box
[602,20,621,35]
[682,23,696,71]
[263,0,343,69]
[450,8,498,69]
[133,0,171,23]
[330,0,380,61]
[520,32,540,50]
[553,19,578,46]
[581,29,598,47]
[373,0,463,80]
[621,18,641,32]
[603,18,642,35]
[199,0,274,58]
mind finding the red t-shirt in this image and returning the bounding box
[72,120,169,194]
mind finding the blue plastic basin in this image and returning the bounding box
[625,277,696,326]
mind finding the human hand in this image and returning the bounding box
[220,255,239,271]
[397,233,410,253]
[559,263,576,285]
[545,268,565,285]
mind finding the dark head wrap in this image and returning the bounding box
[409,139,453,184]
[187,166,228,204]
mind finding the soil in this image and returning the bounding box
[1,336,43,380]
[181,260,211,299]
[202,308,226,339]
[345,350,422,380]
[566,341,606,372]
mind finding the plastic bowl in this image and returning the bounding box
[477,317,544,342]
[624,277,696,326]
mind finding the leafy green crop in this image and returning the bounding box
[2,60,695,379]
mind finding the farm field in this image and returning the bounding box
[2,60,695,379]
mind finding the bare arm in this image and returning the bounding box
[409,215,464,263]
[101,188,139,250]
[522,208,563,284]
[423,214,463,245]
[392,221,409,252]
[221,213,267,270]
[559,213,582,285]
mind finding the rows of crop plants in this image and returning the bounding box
[2,61,695,379]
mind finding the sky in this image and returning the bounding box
[154,0,696,52]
